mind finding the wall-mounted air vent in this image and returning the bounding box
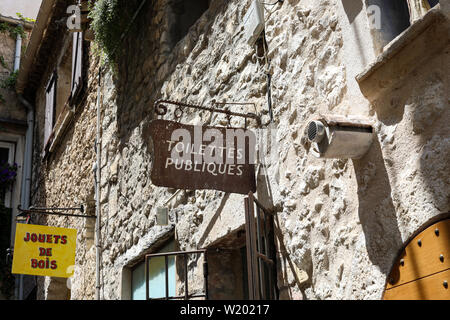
[304,114,374,159]
[307,120,326,143]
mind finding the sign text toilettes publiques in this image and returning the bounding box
[148,120,257,194]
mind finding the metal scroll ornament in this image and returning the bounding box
[148,100,259,194]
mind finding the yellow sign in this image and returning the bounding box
[11,224,77,278]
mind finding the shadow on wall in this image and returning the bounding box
[256,163,309,299]
[341,0,364,23]
[272,214,311,300]
[116,0,227,156]
[352,23,449,290]
[352,135,403,275]
[43,277,70,300]
[410,71,449,216]
[373,62,450,220]
[340,0,370,68]
[196,192,230,248]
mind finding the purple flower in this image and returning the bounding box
[0,162,18,190]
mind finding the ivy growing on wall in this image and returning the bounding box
[0,22,26,41]
[1,70,18,90]
[0,54,5,102]
[88,0,144,66]
[0,16,26,99]
[15,12,35,24]
[0,55,7,69]
[88,0,127,65]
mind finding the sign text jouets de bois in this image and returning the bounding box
[12,224,77,278]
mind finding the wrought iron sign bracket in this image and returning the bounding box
[154,99,262,128]
[17,205,96,220]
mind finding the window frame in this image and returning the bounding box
[130,239,177,300]
[406,0,439,23]
[0,140,16,207]
[42,31,86,158]
[70,31,84,105]
[43,71,57,155]
[244,192,278,300]
[365,0,412,54]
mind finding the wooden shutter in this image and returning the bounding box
[70,31,83,101]
[244,192,278,300]
[44,73,57,150]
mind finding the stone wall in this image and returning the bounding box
[32,42,99,299]
[32,0,449,300]
[0,31,27,122]
[0,22,33,301]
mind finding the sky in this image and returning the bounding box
[0,0,42,20]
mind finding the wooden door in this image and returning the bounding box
[383,218,450,300]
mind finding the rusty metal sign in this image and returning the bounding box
[148,119,256,194]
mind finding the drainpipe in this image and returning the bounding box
[17,96,34,210]
[17,96,34,207]
[15,27,30,210]
[95,70,102,300]
[14,28,22,72]
[15,19,34,298]
[16,95,34,302]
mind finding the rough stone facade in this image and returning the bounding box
[0,23,32,124]
[0,34,24,121]
[25,0,449,300]
[0,16,33,300]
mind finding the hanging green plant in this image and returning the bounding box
[88,0,144,67]
[88,0,127,65]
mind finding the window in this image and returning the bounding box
[208,243,249,300]
[367,0,441,53]
[366,0,411,52]
[407,0,440,23]
[357,0,446,102]
[427,0,439,8]
[70,32,84,104]
[131,240,176,300]
[0,141,15,207]
[43,72,57,152]
[244,193,278,300]
[42,32,85,154]
[204,193,278,300]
